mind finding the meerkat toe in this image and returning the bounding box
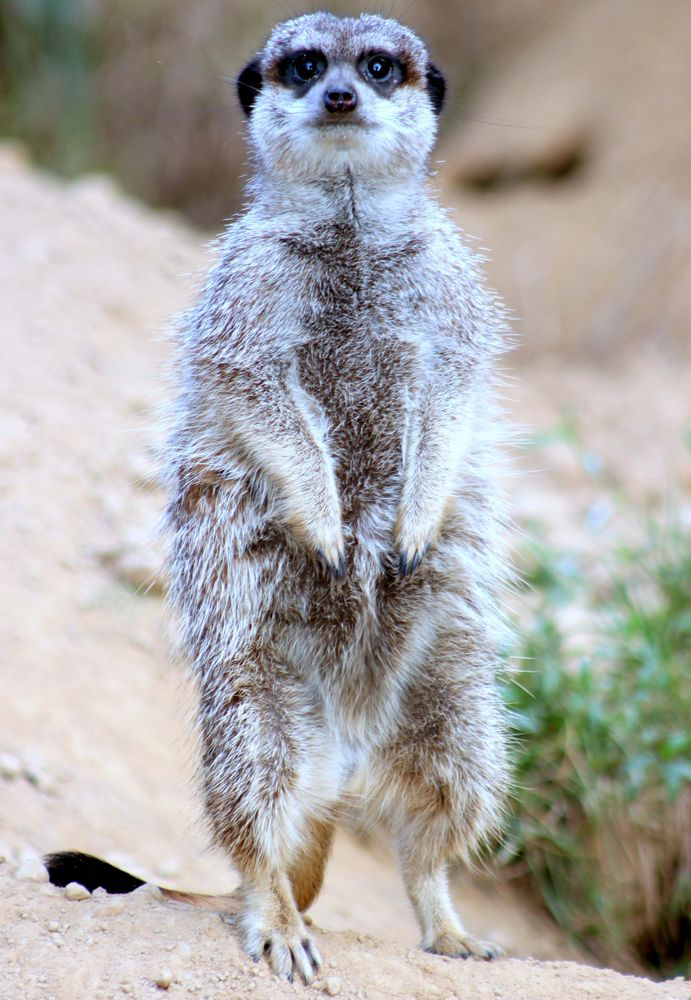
[424,931,502,961]
[302,935,323,972]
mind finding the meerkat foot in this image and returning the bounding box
[240,874,322,983]
[424,930,501,961]
[245,917,322,983]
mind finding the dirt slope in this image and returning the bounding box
[0,146,688,999]
[439,0,691,361]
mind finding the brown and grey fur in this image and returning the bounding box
[48,12,512,985]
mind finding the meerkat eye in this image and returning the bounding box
[291,51,326,83]
[366,55,393,82]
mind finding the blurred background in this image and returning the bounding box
[0,0,689,990]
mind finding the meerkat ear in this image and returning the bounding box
[425,63,446,116]
[237,59,263,117]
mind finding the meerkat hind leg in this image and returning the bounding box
[400,854,500,960]
[240,867,322,982]
[378,634,507,961]
[240,815,334,979]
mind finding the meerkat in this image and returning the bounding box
[46,12,511,985]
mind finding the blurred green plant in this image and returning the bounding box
[501,521,691,976]
[0,0,101,174]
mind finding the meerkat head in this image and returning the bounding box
[236,13,445,184]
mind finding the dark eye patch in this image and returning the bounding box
[277,49,327,90]
[358,51,405,92]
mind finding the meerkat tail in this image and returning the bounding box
[43,851,241,913]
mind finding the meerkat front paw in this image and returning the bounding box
[315,539,346,579]
[396,537,431,577]
[393,512,437,577]
[310,503,346,578]
[424,930,502,961]
[288,503,345,578]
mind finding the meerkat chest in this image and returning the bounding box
[292,236,431,425]
[286,233,434,513]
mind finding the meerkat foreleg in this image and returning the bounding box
[394,374,473,575]
[218,361,345,575]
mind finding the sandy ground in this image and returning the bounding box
[0,145,689,999]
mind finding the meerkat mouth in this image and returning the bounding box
[314,118,373,132]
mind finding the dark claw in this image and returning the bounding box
[250,952,261,964]
[287,971,294,984]
[424,946,470,960]
[316,548,347,580]
[398,547,425,578]
[263,941,271,954]
[303,939,319,971]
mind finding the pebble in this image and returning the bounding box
[0,751,22,779]
[23,765,57,795]
[47,920,61,933]
[153,970,172,990]
[323,977,341,996]
[15,859,49,882]
[64,881,91,900]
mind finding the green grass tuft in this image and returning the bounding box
[502,522,691,976]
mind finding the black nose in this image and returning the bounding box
[323,88,357,113]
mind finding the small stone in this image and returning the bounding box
[0,751,22,779]
[324,977,341,996]
[154,970,172,990]
[64,881,91,900]
[15,859,49,882]
[22,760,56,795]
[47,920,61,932]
